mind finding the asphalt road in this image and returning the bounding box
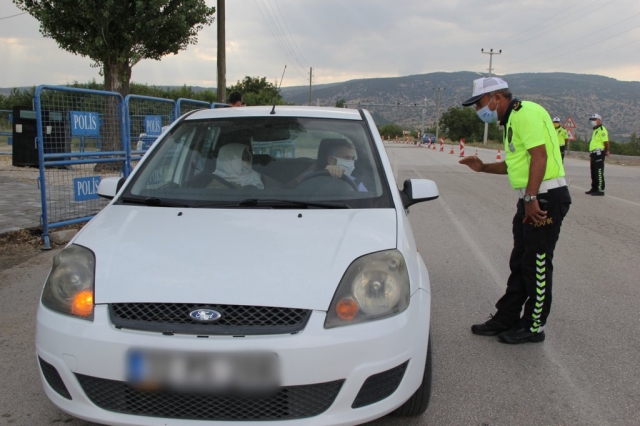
[1,145,639,425]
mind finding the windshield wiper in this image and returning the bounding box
[120,196,191,208]
[196,199,350,209]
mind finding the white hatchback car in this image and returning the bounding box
[36,106,439,426]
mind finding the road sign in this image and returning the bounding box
[563,116,577,129]
[566,128,576,140]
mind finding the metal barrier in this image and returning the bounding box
[252,141,296,158]
[176,98,210,118]
[125,95,175,168]
[35,85,127,249]
[0,109,12,156]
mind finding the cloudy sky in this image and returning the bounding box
[1,0,639,89]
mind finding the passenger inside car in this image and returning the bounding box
[208,143,280,189]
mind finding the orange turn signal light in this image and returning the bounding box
[71,290,94,317]
[336,298,358,321]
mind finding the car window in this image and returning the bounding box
[122,117,393,209]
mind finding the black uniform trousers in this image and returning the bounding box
[589,151,605,192]
[493,186,571,332]
[559,145,566,162]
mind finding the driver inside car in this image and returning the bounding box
[291,139,368,192]
[209,143,280,189]
[318,140,368,192]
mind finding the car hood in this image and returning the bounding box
[75,205,397,311]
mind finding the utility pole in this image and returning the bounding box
[434,87,444,142]
[481,48,501,145]
[216,0,226,103]
[309,68,312,106]
[421,98,426,137]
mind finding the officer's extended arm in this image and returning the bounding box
[458,156,507,174]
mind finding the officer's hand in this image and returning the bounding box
[605,150,610,157]
[524,200,547,225]
[459,156,484,172]
[325,165,344,178]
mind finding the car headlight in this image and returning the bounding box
[41,244,95,321]
[324,250,410,329]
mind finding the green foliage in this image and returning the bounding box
[228,76,284,106]
[13,0,215,95]
[379,124,403,138]
[335,99,346,108]
[0,87,36,110]
[438,107,501,142]
[569,132,640,156]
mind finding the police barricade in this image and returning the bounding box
[252,141,296,158]
[125,95,175,169]
[176,98,210,118]
[0,109,12,156]
[34,85,127,249]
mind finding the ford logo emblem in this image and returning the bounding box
[189,308,221,323]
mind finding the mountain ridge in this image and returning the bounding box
[281,71,640,140]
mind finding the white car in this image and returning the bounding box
[36,106,439,426]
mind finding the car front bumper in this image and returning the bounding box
[36,288,430,426]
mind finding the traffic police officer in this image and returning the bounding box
[459,77,572,344]
[586,113,609,196]
[553,117,569,162]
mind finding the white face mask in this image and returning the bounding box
[333,157,355,176]
[590,120,599,128]
[476,96,498,124]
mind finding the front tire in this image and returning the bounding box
[391,335,433,417]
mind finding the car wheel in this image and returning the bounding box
[391,335,433,417]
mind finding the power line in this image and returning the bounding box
[517,36,640,76]
[505,0,584,41]
[0,12,27,20]
[263,0,307,74]
[254,0,307,78]
[509,21,640,72]
[508,11,640,66]
[272,0,311,69]
[503,0,614,48]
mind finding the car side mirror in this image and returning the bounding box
[97,177,126,200]
[400,179,439,208]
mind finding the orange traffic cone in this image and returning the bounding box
[449,146,455,154]
[496,149,502,160]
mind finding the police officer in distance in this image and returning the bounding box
[553,117,569,162]
[586,113,609,196]
[459,77,572,344]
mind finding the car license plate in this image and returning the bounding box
[126,349,280,393]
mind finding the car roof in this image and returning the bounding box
[184,106,364,121]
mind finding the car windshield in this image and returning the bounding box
[120,116,393,209]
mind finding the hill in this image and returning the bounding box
[3,72,639,140]
[280,72,640,141]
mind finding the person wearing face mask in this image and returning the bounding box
[458,77,572,344]
[210,143,278,189]
[586,113,609,196]
[553,117,569,162]
[316,140,367,192]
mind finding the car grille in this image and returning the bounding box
[352,361,408,408]
[110,303,311,335]
[38,357,72,400]
[76,374,343,421]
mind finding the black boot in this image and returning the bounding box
[497,327,545,344]
[585,189,595,194]
[471,316,510,336]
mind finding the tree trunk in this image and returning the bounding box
[95,60,132,172]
